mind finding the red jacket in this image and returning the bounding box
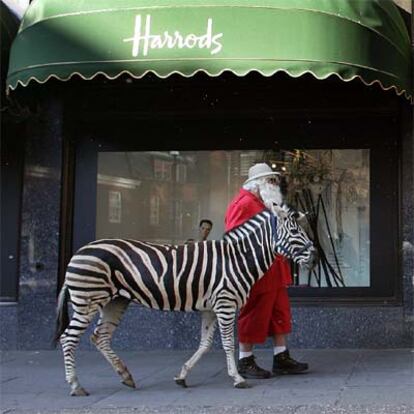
[224,189,292,293]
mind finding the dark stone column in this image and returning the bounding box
[16,97,63,349]
[401,103,414,338]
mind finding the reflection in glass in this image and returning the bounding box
[285,150,370,288]
[96,149,370,288]
[108,191,122,224]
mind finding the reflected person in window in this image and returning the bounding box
[224,163,308,379]
[199,219,213,241]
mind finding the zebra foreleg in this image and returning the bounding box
[216,306,249,389]
[174,311,217,387]
[90,297,135,388]
[60,300,101,396]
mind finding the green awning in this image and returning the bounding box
[1,3,19,82]
[6,0,413,101]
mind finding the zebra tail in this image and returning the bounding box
[53,284,69,347]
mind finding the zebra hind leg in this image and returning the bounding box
[60,297,103,396]
[90,297,136,388]
[174,311,217,388]
[215,303,249,389]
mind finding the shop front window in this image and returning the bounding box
[284,149,370,288]
[95,149,370,289]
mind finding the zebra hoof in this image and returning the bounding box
[89,333,97,345]
[70,387,89,396]
[234,381,250,389]
[174,378,188,388]
[122,377,136,389]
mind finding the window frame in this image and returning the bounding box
[69,116,400,302]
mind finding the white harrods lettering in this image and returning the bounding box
[123,15,223,57]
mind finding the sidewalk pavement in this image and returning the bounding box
[1,349,413,414]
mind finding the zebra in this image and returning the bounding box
[55,204,316,396]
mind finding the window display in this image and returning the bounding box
[96,149,370,288]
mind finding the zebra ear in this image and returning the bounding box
[295,211,307,221]
[271,203,288,219]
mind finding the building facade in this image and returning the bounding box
[1,0,413,350]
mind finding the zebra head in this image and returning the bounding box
[271,204,317,268]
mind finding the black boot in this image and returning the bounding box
[238,355,271,379]
[273,350,309,375]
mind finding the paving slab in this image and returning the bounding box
[1,349,413,414]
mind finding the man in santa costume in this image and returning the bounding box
[224,163,309,378]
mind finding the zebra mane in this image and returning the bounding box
[223,210,274,243]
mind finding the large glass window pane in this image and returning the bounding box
[284,149,370,288]
[96,149,370,288]
[97,151,246,243]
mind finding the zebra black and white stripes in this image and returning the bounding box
[55,206,315,395]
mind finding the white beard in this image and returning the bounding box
[259,181,283,209]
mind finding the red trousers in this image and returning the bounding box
[238,283,292,343]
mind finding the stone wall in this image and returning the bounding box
[1,99,413,351]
